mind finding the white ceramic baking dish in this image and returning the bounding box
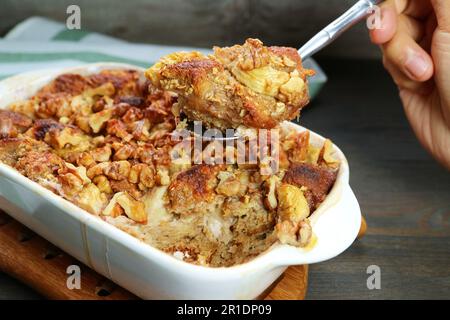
[0,63,361,300]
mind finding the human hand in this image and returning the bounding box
[369,0,450,169]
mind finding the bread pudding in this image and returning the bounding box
[146,38,315,130]
[0,66,338,267]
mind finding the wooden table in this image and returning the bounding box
[1,59,449,299]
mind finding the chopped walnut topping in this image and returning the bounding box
[106,119,131,141]
[276,183,310,246]
[102,192,125,217]
[290,130,309,163]
[277,183,309,223]
[76,183,107,215]
[122,107,143,123]
[93,175,113,194]
[156,167,170,186]
[139,164,156,188]
[92,135,105,146]
[89,108,114,133]
[90,145,112,162]
[318,139,339,167]
[86,162,109,179]
[104,161,131,180]
[46,127,91,150]
[113,144,134,160]
[71,83,115,117]
[74,116,91,133]
[110,179,142,199]
[64,163,90,184]
[113,191,147,223]
[131,119,151,141]
[58,172,84,197]
[129,163,143,184]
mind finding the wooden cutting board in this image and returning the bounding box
[0,210,314,300]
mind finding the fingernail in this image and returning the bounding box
[404,49,429,79]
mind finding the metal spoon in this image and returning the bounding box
[298,0,384,60]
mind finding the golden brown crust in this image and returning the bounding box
[283,162,338,209]
[88,69,143,97]
[168,164,223,215]
[15,150,65,182]
[161,58,223,90]
[0,136,50,166]
[38,74,89,96]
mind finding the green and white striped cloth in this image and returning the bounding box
[0,16,327,98]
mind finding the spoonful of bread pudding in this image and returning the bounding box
[145,39,314,132]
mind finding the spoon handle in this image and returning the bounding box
[298,0,384,60]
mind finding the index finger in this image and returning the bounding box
[431,0,450,32]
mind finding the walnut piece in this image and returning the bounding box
[104,161,131,180]
[156,167,170,186]
[76,184,107,215]
[86,162,109,179]
[114,191,147,223]
[102,192,125,217]
[46,127,91,150]
[90,145,112,162]
[216,171,241,197]
[277,183,309,223]
[276,183,311,246]
[89,108,114,133]
[93,175,113,194]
